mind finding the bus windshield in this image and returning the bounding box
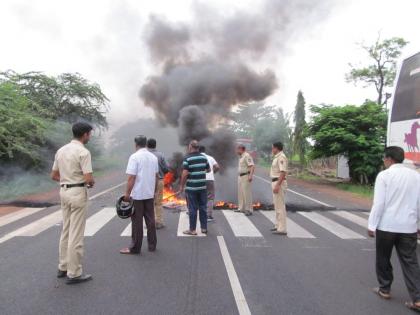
[388,52,420,168]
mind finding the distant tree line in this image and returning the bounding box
[0,71,109,174]
[231,36,407,185]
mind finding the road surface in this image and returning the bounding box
[0,170,414,315]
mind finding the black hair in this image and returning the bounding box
[135,135,147,148]
[237,144,246,151]
[199,145,206,153]
[72,122,93,138]
[384,146,405,163]
[147,138,157,149]
[273,141,284,151]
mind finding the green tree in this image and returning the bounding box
[346,36,408,106]
[0,71,109,128]
[293,90,307,166]
[0,82,49,170]
[230,102,275,137]
[252,108,292,160]
[307,101,387,184]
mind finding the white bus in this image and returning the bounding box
[388,51,420,170]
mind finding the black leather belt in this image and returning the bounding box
[61,183,86,188]
[239,172,250,177]
[271,178,279,182]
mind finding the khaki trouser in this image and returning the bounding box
[58,187,88,278]
[272,181,287,232]
[238,175,253,212]
[154,179,164,224]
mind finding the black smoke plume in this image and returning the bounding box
[139,0,333,168]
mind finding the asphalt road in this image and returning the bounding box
[0,169,415,315]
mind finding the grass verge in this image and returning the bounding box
[335,183,374,198]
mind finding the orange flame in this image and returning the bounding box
[163,171,186,206]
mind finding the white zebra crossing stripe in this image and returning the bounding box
[298,212,365,239]
[121,222,132,236]
[120,221,148,237]
[222,210,262,237]
[84,208,116,236]
[0,183,126,245]
[0,208,46,228]
[329,211,368,229]
[177,211,206,237]
[260,211,315,238]
[0,210,62,244]
[359,212,370,218]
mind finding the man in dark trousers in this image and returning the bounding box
[368,146,420,311]
[120,135,159,254]
[147,138,169,229]
[179,140,210,235]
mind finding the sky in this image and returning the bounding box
[0,0,419,130]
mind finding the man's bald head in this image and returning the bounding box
[189,140,200,152]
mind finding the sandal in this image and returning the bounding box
[372,287,391,300]
[119,248,138,255]
[183,230,197,236]
[405,302,420,313]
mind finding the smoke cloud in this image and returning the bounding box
[139,0,333,167]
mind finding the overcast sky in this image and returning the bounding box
[0,0,419,130]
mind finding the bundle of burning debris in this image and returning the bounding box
[162,169,274,211]
[213,201,274,211]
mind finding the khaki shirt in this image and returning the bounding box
[52,140,93,185]
[270,152,288,178]
[238,152,254,174]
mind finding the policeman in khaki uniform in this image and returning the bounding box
[270,141,288,235]
[236,144,255,216]
[50,122,95,285]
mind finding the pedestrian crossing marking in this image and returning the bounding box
[177,211,206,237]
[84,207,116,236]
[260,211,315,238]
[329,211,368,229]
[121,221,148,237]
[298,211,365,239]
[222,210,262,238]
[0,207,46,228]
[0,210,62,244]
[359,212,370,218]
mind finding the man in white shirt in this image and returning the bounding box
[199,146,220,222]
[120,135,159,255]
[368,146,420,311]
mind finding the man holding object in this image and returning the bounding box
[368,146,420,312]
[120,135,159,255]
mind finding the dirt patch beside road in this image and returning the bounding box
[287,177,372,210]
[256,166,372,211]
[0,170,123,216]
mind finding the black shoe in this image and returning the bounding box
[244,211,253,216]
[207,216,215,222]
[201,229,208,234]
[233,209,241,213]
[156,223,165,230]
[272,231,287,235]
[270,228,277,232]
[148,247,156,252]
[57,270,67,278]
[66,274,92,285]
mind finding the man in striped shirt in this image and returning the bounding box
[179,140,210,235]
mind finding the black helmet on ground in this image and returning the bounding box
[116,195,134,219]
